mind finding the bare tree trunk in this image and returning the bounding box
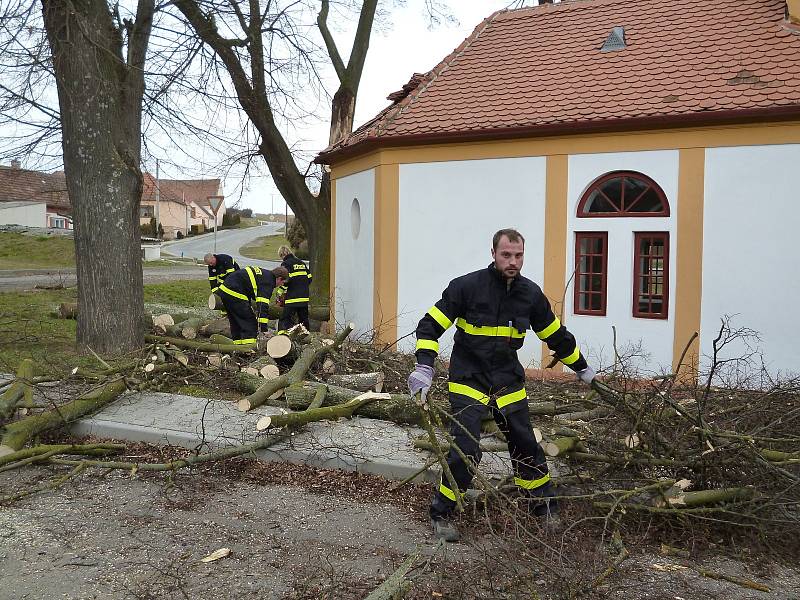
[42,0,154,354]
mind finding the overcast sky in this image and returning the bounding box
[228,1,518,216]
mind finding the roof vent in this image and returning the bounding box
[600,26,626,52]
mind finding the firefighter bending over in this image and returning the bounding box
[277,245,312,331]
[217,265,288,345]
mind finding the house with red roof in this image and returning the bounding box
[318,0,800,377]
[0,161,72,229]
[140,174,225,239]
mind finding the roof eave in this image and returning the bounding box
[316,104,800,165]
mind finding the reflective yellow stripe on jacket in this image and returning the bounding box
[285,297,309,304]
[455,318,526,339]
[219,284,248,301]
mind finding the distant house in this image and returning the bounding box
[140,174,225,240]
[318,0,800,377]
[0,161,72,229]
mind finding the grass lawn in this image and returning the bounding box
[239,233,287,262]
[0,280,211,376]
[0,232,75,269]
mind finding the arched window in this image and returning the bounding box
[577,171,669,217]
[574,171,670,319]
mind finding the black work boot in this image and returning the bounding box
[527,484,562,530]
[431,517,461,542]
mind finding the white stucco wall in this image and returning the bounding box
[334,169,375,337]
[702,144,800,379]
[0,201,45,227]
[567,151,679,374]
[396,157,548,369]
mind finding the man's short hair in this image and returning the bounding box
[492,228,525,249]
[277,245,291,258]
[271,266,289,279]
[203,253,215,265]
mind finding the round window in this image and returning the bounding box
[350,198,361,239]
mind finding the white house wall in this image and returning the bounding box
[702,144,800,378]
[396,157,547,368]
[567,151,679,374]
[334,169,375,337]
[0,202,45,227]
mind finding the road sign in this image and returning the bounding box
[207,196,224,214]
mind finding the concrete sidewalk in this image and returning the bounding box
[66,391,518,483]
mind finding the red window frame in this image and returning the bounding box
[632,232,669,319]
[577,171,670,218]
[574,232,608,316]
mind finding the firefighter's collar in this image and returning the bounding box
[488,262,520,284]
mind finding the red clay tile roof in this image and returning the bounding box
[141,174,222,208]
[319,0,800,163]
[0,166,70,209]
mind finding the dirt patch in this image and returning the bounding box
[2,458,798,599]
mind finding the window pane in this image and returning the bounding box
[591,237,604,254]
[579,274,589,293]
[578,256,589,273]
[590,294,602,311]
[632,188,664,212]
[623,177,649,211]
[584,189,616,213]
[591,274,603,292]
[579,293,589,311]
[600,177,623,209]
[591,255,603,274]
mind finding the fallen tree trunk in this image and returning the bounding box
[254,392,384,430]
[0,378,128,456]
[0,442,125,469]
[238,324,353,412]
[144,335,255,354]
[328,372,384,393]
[209,334,234,346]
[200,317,232,338]
[177,317,204,340]
[0,359,35,421]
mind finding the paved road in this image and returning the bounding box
[162,223,284,269]
[0,266,207,292]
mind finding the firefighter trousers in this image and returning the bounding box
[430,377,552,520]
[278,304,310,331]
[220,294,258,344]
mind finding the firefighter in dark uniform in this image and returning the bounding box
[204,253,240,294]
[277,245,311,331]
[408,229,597,542]
[217,265,288,345]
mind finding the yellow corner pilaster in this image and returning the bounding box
[373,163,400,346]
[542,155,569,370]
[672,148,705,379]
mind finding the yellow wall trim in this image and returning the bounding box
[373,163,399,345]
[329,178,337,327]
[543,155,569,371]
[330,121,800,180]
[672,148,705,378]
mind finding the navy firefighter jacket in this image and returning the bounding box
[414,263,588,392]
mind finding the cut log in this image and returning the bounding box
[321,358,336,376]
[0,359,36,421]
[665,487,755,508]
[260,365,280,380]
[209,293,223,310]
[179,317,204,340]
[242,367,260,376]
[0,378,128,456]
[200,318,232,338]
[144,335,255,354]
[543,436,580,457]
[328,372,384,393]
[151,314,175,333]
[266,335,293,359]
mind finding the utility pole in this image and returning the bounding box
[155,158,160,238]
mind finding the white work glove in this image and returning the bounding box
[407,363,434,406]
[576,366,596,385]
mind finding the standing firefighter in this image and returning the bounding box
[217,265,288,345]
[408,229,597,542]
[204,253,240,294]
[277,245,312,331]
